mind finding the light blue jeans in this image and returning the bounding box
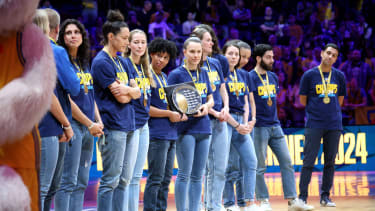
[204,119,229,211]
[54,120,94,211]
[124,123,149,211]
[97,129,139,211]
[227,113,257,202]
[253,126,297,200]
[39,136,59,211]
[175,133,211,211]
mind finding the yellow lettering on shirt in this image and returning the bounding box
[257,84,276,96]
[76,72,93,85]
[315,83,338,95]
[116,72,128,84]
[195,83,207,95]
[135,77,150,93]
[158,88,166,100]
[207,71,219,83]
[228,82,246,93]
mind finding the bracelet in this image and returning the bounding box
[62,125,71,130]
[235,122,240,128]
[88,122,95,130]
[252,117,256,121]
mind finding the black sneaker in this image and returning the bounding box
[320,196,336,207]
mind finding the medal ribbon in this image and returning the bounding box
[103,48,127,83]
[151,68,168,106]
[72,60,88,93]
[255,69,272,102]
[129,57,149,102]
[318,65,332,98]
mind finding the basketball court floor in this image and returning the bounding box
[69,171,375,210]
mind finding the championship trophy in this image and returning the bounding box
[164,81,202,116]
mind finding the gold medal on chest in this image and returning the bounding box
[267,98,273,106]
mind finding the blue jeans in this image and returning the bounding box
[204,119,229,210]
[299,128,341,201]
[226,113,257,202]
[223,144,245,207]
[97,129,139,211]
[144,139,176,211]
[39,136,59,211]
[44,141,67,210]
[253,126,296,200]
[175,134,211,211]
[124,123,149,211]
[55,120,94,211]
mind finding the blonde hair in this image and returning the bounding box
[33,9,50,35]
[124,29,155,87]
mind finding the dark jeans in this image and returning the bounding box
[299,128,341,201]
[143,139,176,211]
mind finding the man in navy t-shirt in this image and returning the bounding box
[249,44,313,211]
[298,43,346,207]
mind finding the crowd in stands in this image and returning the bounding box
[41,0,375,127]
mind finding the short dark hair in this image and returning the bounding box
[323,43,339,52]
[253,44,273,58]
[148,37,177,60]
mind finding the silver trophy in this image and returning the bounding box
[165,82,202,116]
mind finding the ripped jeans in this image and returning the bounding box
[97,129,139,211]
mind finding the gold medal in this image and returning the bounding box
[267,98,273,106]
[235,90,239,97]
[323,96,330,104]
[211,84,216,91]
[144,98,147,106]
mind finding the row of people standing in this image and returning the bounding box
[33,7,345,211]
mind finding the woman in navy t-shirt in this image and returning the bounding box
[54,19,104,211]
[222,40,258,210]
[122,29,155,210]
[167,37,214,211]
[91,10,141,211]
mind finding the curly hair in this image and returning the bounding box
[148,37,177,61]
[57,19,91,68]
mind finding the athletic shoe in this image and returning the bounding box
[259,199,272,211]
[244,204,261,211]
[320,196,336,207]
[288,198,314,210]
[226,205,240,211]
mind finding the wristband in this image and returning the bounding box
[252,117,256,121]
[235,122,240,128]
[62,125,71,130]
[88,122,95,130]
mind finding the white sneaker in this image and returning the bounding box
[288,198,314,211]
[226,205,240,211]
[244,204,261,211]
[259,199,272,211]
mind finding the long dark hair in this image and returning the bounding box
[57,19,90,68]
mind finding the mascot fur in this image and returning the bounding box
[0,0,56,210]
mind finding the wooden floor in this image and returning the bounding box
[77,171,375,210]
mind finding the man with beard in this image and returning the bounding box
[298,43,346,207]
[248,44,313,211]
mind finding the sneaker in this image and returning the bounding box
[226,205,240,211]
[259,199,272,211]
[288,198,314,211]
[320,196,336,207]
[244,204,261,211]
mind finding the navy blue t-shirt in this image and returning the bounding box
[212,53,230,79]
[38,41,80,137]
[202,57,225,113]
[243,69,255,119]
[149,72,178,140]
[123,57,151,129]
[70,63,95,121]
[249,69,280,127]
[299,67,346,130]
[167,66,213,135]
[226,69,249,113]
[91,50,135,132]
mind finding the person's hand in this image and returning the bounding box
[60,126,73,142]
[247,119,256,133]
[236,124,251,135]
[88,123,104,137]
[169,111,182,122]
[180,114,188,122]
[219,107,230,122]
[194,104,208,117]
[109,81,129,97]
